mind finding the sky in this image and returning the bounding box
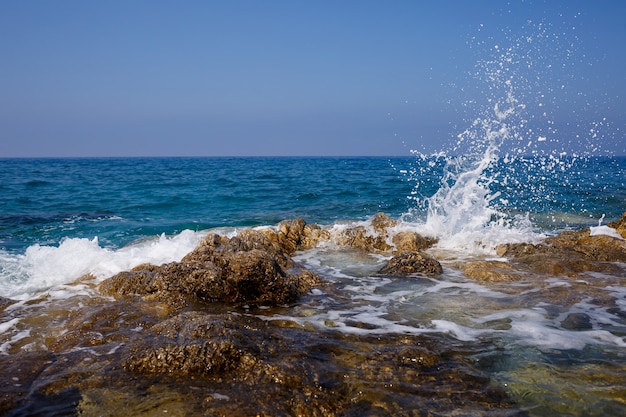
[1,0,625,157]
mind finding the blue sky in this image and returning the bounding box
[1,1,625,157]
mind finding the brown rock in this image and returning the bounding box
[392,231,437,253]
[608,211,626,238]
[0,296,15,312]
[99,229,320,307]
[260,218,331,254]
[371,212,398,231]
[494,219,626,278]
[378,251,443,276]
[338,225,393,252]
[463,261,524,282]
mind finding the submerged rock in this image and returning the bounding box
[378,251,443,276]
[561,312,593,331]
[463,260,525,282]
[121,311,520,416]
[0,296,14,312]
[99,229,320,307]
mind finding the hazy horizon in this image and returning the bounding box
[1,1,625,158]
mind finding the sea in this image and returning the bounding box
[2,20,626,416]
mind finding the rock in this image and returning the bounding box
[494,223,626,278]
[561,313,593,330]
[336,213,400,252]
[608,212,626,239]
[121,312,519,416]
[0,351,56,414]
[378,251,443,276]
[392,231,437,253]
[370,212,398,231]
[337,225,393,252]
[124,312,260,376]
[545,230,626,263]
[99,229,320,307]
[0,296,15,312]
[260,218,330,254]
[463,261,524,282]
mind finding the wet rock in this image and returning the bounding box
[337,224,393,252]
[0,351,56,414]
[124,312,263,377]
[608,211,626,239]
[99,229,320,307]
[391,231,437,253]
[370,211,398,231]
[494,223,626,278]
[378,251,443,276]
[260,218,331,254]
[561,312,593,330]
[123,312,520,416]
[0,296,15,312]
[463,260,524,282]
[335,213,397,252]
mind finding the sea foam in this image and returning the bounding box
[0,230,206,300]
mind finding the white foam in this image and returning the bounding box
[475,308,626,350]
[589,225,624,240]
[0,318,20,335]
[0,230,206,300]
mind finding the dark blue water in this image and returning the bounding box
[0,157,414,252]
[1,156,624,254]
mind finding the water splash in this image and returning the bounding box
[405,18,613,252]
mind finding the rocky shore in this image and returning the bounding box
[1,212,625,415]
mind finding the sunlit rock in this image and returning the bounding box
[392,231,438,253]
[608,211,626,239]
[463,260,524,282]
[99,229,320,307]
[494,220,626,278]
[260,218,331,254]
[378,251,443,276]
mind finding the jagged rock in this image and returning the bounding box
[546,231,626,263]
[392,231,437,253]
[371,212,398,231]
[0,296,14,312]
[99,229,320,307]
[608,211,626,238]
[260,218,331,254]
[378,251,443,276]
[338,225,393,252]
[335,213,399,252]
[121,311,519,416]
[124,312,261,377]
[494,223,626,278]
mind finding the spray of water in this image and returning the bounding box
[404,18,613,252]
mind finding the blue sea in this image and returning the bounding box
[1,155,624,255]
